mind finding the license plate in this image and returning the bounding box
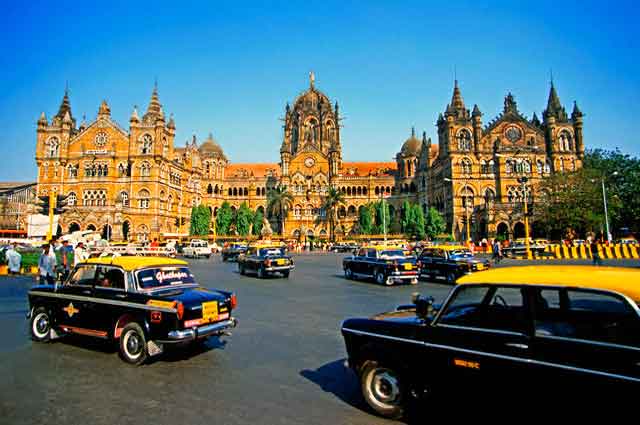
[476,264,484,271]
[403,263,412,270]
[276,259,285,265]
[202,301,219,323]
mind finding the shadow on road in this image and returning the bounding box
[300,358,366,411]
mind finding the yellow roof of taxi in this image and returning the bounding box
[457,266,640,300]
[362,245,404,250]
[84,256,187,271]
[428,245,467,251]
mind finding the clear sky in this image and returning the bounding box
[1,0,638,181]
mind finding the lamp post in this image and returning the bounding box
[592,171,618,243]
[517,176,532,259]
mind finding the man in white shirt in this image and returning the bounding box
[74,242,89,266]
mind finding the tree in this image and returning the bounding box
[358,205,373,235]
[189,205,211,236]
[533,167,620,240]
[400,201,412,233]
[216,202,234,235]
[266,186,294,235]
[424,207,446,240]
[411,204,426,240]
[373,200,391,234]
[252,209,264,236]
[235,202,254,236]
[321,187,345,242]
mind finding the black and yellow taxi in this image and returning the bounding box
[341,266,640,418]
[27,256,237,365]
[237,244,294,278]
[343,245,418,286]
[221,242,248,262]
[417,245,490,283]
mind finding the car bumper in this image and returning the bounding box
[160,318,238,343]
[264,265,295,272]
[389,271,418,280]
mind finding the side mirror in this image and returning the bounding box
[412,292,435,320]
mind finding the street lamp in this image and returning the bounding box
[592,171,618,243]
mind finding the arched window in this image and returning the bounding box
[141,134,153,154]
[523,159,531,174]
[457,129,472,151]
[233,188,238,196]
[118,163,126,177]
[536,160,543,175]
[460,158,472,175]
[375,186,380,195]
[67,192,77,206]
[480,159,488,174]
[140,162,151,177]
[461,186,474,209]
[228,188,232,196]
[167,195,173,211]
[207,184,213,195]
[505,159,513,174]
[558,130,573,151]
[120,191,129,207]
[159,191,166,210]
[294,204,302,217]
[138,189,150,209]
[347,205,356,216]
[544,159,551,174]
[484,188,495,208]
[559,157,565,172]
[67,164,78,179]
[507,186,519,203]
[47,137,60,157]
[363,187,368,195]
[162,137,168,157]
[410,182,416,193]
[244,188,248,196]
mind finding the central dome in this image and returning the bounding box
[199,133,226,159]
[400,128,422,157]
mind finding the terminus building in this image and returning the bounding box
[35,75,584,241]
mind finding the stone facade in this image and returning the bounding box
[35,75,583,241]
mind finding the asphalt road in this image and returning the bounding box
[0,255,637,425]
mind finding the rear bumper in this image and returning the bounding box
[160,318,238,343]
[264,265,295,272]
[389,271,418,280]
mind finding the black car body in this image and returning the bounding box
[502,242,547,257]
[332,242,359,253]
[237,245,294,278]
[221,243,248,262]
[341,266,640,418]
[343,246,418,286]
[27,257,237,365]
[418,246,490,283]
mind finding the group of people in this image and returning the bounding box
[37,238,90,285]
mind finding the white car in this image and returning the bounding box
[182,239,212,258]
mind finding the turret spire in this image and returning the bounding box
[445,79,469,120]
[56,86,73,121]
[544,80,568,122]
[143,83,164,122]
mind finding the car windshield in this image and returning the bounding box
[259,247,285,256]
[449,250,473,259]
[136,266,196,289]
[379,250,405,258]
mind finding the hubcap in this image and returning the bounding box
[34,313,49,336]
[125,331,141,357]
[371,370,400,404]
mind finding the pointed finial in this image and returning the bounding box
[550,68,554,86]
[154,77,158,91]
[411,126,415,137]
[38,111,48,126]
[309,71,315,89]
[65,80,69,95]
[422,131,427,142]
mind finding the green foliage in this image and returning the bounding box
[252,210,264,236]
[400,201,412,233]
[322,187,345,241]
[357,205,373,235]
[584,149,640,235]
[373,200,391,234]
[267,186,294,234]
[235,202,254,236]
[189,205,211,236]
[424,207,446,240]
[216,202,234,235]
[400,202,425,239]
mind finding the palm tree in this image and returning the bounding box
[322,186,345,242]
[266,186,294,236]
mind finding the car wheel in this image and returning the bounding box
[376,271,392,286]
[238,264,245,275]
[30,307,51,342]
[282,270,290,278]
[257,267,265,279]
[206,254,211,259]
[119,323,148,366]
[344,267,353,280]
[222,256,227,262]
[446,271,456,284]
[361,361,405,420]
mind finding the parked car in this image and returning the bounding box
[237,244,294,278]
[417,246,489,283]
[343,245,418,286]
[221,242,248,262]
[341,266,640,418]
[502,242,547,257]
[182,239,212,258]
[332,242,359,253]
[27,256,237,365]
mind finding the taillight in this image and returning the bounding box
[264,259,271,266]
[230,294,237,309]
[175,301,184,320]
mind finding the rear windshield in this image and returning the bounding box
[450,250,473,258]
[259,247,285,256]
[136,267,196,289]
[379,250,405,258]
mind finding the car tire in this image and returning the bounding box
[360,361,405,420]
[222,256,227,262]
[119,322,148,366]
[376,271,392,286]
[206,254,211,259]
[239,264,245,275]
[257,267,265,279]
[30,307,51,342]
[344,267,354,280]
[282,270,290,278]
[446,271,456,284]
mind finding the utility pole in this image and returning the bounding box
[47,192,55,240]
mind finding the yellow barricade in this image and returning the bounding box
[614,245,622,259]
[631,246,639,259]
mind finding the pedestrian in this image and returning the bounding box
[59,240,73,280]
[5,242,22,275]
[74,242,89,266]
[591,237,602,266]
[492,239,502,264]
[38,244,56,285]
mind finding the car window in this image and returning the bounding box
[259,248,284,256]
[136,267,196,289]
[357,248,367,257]
[379,250,405,258]
[367,249,377,258]
[438,285,527,334]
[95,266,125,290]
[247,248,257,256]
[67,265,97,286]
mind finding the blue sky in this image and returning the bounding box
[1,0,638,181]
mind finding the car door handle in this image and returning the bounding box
[82,290,92,295]
[115,293,127,299]
[505,343,529,350]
